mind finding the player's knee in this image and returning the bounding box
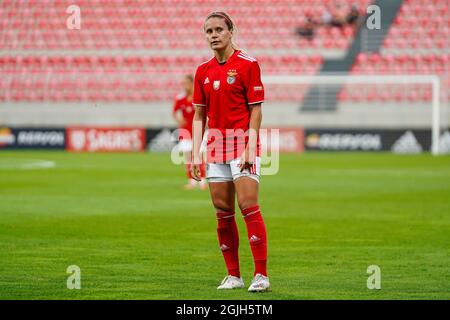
[212,200,233,213]
[238,200,258,213]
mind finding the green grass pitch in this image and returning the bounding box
[0,151,449,300]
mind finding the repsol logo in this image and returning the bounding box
[17,131,65,146]
[306,133,382,150]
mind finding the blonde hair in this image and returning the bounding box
[204,11,240,50]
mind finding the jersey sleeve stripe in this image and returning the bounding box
[237,54,256,63]
[238,53,257,61]
[193,103,206,107]
[248,100,264,105]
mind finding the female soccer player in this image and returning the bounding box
[191,12,270,292]
[172,75,206,190]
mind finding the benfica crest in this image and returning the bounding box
[227,69,238,84]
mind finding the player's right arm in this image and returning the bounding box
[172,99,186,127]
[191,106,206,181]
[173,110,186,128]
[192,105,206,157]
[191,67,207,181]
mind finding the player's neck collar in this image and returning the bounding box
[215,49,238,66]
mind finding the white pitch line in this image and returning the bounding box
[0,158,56,170]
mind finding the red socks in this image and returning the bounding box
[216,211,240,277]
[241,205,268,277]
[216,205,268,278]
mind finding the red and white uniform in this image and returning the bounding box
[173,93,195,139]
[173,93,195,152]
[193,50,264,165]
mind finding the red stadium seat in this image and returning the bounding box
[1,0,447,103]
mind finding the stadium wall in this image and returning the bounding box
[1,126,449,154]
[0,101,448,129]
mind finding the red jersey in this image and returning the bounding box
[193,50,264,163]
[172,93,195,138]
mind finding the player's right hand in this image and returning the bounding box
[191,164,202,181]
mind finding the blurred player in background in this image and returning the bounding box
[191,12,270,292]
[172,75,207,190]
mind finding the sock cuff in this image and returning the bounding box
[216,211,236,220]
[241,205,260,217]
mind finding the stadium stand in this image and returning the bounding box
[0,0,369,103]
[0,0,368,52]
[0,0,447,107]
[339,0,449,103]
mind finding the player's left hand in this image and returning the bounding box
[238,149,255,173]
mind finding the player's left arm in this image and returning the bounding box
[248,103,262,158]
[240,60,264,171]
[240,103,262,171]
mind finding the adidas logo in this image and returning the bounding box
[148,129,177,152]
[249,235,260,243]
[439,131,450,154]
[391,131,423,154]
[204,77,210,84]
[220,244,229,251]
